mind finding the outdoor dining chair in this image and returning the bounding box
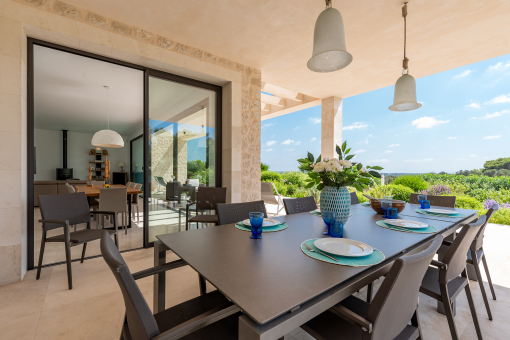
[100,232,241,340]
[410,193,456,208]
[301,235,443,340]
[419,215,487,340]
[98,187,128,234]
[217,200,267,225]
[261,182,284,215]
[65,183,76,193]
[37,192,118,289]
[350,191,360,205]
[90,180,105,186]
[185,187,227,230]
[283,196,317,215]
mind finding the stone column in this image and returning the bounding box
[321,97,343,159]
[177,135,187,183]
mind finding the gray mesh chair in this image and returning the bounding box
[130,183,143,222]
[65,183,76,193]
[185,187,227,230]
[350,191,360,205]
[90,180,105,186]
[100,232,241,340]
[37,192,118,289]
[217,200,267,225]
[98,187,129,234]
[410,193,456,208]
[302,235,443,340]
[420,216,487,340]
[283,196,317,215]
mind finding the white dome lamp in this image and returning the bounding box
[92,86,124,148]
[390,2,422,111]
[307,0,353,73]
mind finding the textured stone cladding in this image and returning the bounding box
[240,67,262,202]
[319,186,351,224]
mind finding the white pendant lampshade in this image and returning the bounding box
[92,86,124,148]
[307,0,352,73]
[389,73,422,111]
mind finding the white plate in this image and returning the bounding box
[314,238,373,257]
[426,208,458,215]
[242,218,280,227]
[383,219,428,229]
[313,209,321,213]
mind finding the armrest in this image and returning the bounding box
[39,219,69,226]
[186,201,196,207]
[153,303,240,340]
[90,210,117,216]
[430,260,447,269]
[329,304,372,333]
[442,240,453,247]
[132,259,187,280]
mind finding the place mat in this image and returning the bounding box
[416,208,466,218]
[360,202,371,206]
[310,211,352,217]
[376,220,438,234]
[235,222,288,233]
[300,239,385,267]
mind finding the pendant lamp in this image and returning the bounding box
[92,86,124,148]
[307,0,352,73]
[389,2,422,112]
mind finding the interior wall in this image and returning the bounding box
[34,129,129,181]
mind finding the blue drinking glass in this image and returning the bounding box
[423,200,431,209]
[330,221,344,238]
[388,207,398,219]
[381,200,392,218]
[322,211,337,236]
[418,194,427,209]
[249,212,264,239]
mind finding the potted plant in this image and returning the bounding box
[298,141,383,225]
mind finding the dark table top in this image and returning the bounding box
[157,205,476,325]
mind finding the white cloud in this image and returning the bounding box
[454,70,471,79]
[384,150,393,154]
[282,139,294,145]
[388,144,400,147]
[471,117,477,120]
[353,149,367,154]
[294,126,301,130]
[266,140,277,147]
[266,148,273,152]
[295,141,301,146]
[447,137,457,140]
[262,122,276,129]
[343,122,368,130]
[309,117,321,124]
[466,103,480,109]
[485,94,510,105]
[487,61,510,72]
[370,159,390,163]
[287,149,294,152]
[483,135,502,140]
[405,158,434,163]
[412,116,451,129]
[480,110,510,119]
[469,154,476,157]
[311,137,317,142]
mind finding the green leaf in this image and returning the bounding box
[360,172,372,177]
[316,155,321,163]
[344,148,351,155]
[358,177,371,183]
[303,166,313,171]
[345,155,354,161]
[369,171,381,178]
[370,166,384,171]
[305,182,315,188]
[353,183,362,191]
[307,152,314,163]
[336,145,342,157]
[297,158,309,163]
[356,163,363,170]
[361,183,369,189]
[341,141,347,152]
[317,183,325,191]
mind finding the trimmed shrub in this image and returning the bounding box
[281,171,308,187]
[261,171,282,182]
[392,175,428,192]
[455,195,483,210]
[386,184,414,202]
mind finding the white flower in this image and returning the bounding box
[325,161,343,173]
[323,157,329,162]
[338,160,353,168]
[313,161,327,173]
[360,167,368,173]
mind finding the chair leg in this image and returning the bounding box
[465,282,484,340]
[114,232,119,248]
[472,252,493,320]
[411,309,423,340]
[366,282,373,303]
[440,283,460,340]
[136,206,140,223]
[64,239,73,290]
[81,243,87,263]
[124,213,127,235]
[199,274,207,296]
[481,253,496,300]
[36,230,47,280]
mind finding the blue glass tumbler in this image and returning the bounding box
[388,208,398,219]
[322,211,337,236]
[418,194,427,209]
[381,200,392,218]
[423,200,431,209]
[330,221,344,238]
[249,212,264,239]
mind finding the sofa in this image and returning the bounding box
[34,180,88,206]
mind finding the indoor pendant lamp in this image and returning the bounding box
[389,2,422,111]
[91,86,124,148]
[307,0,352,73]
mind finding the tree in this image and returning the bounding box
[483,169,497,177]
[484,157,510,170]
[261,162,269,171]
[496,169,510,177]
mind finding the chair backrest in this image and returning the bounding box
[261,182,279,205]
[366,235,443,340]
[409,193,456,208]
[350,192,359,205]
[126,182,134,187]
[156,176,167,186]
[39,192,91,230]
[473,204,498,250]
[134,183,142,190]
[100,232,159,340]
[283,196,317,215]
[442,215,486,282]
[131,184,143,204]
[91,180,105,186]
[187,178,200,187]
[65,183,76,193]
[195,187,227,210]
[99,187,128,214]
[217,200,268,225]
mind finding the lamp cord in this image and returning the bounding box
[402,2,409,71]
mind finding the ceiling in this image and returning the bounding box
[63,0,510,99]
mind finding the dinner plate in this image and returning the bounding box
[314,238,373,257]
[241,218,281,227]
[383,219,428,229]
[426,208,458,215]
[313,209,321,213]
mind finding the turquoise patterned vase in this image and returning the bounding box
[320,186,351,226]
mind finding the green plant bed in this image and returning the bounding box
[455,195,483,210]
[478,208,510,225]
[261,171,282,182]
[391,175,428,192]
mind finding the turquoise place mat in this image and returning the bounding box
[376,220,438,234]
[416,208,466,218]
[360,202,371,206]
[235,222,288,232]
[310,211,352,217]
[300,239,385,267]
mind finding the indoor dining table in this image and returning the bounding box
[154,203,477,340]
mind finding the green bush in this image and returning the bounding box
[455,195,483,210]
[367,185,394,199]
[386,184,414,202]
[261,163,269,171]
[281,171,308,187]
[356,191,368,203]
[261,171,282,182]
[478,208,510,225]
[271,181,286,196]
[392,175,428,192]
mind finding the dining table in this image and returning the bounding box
[75,184,143,229]
[153,202,477,340]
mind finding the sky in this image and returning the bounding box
[261,53,510,174]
